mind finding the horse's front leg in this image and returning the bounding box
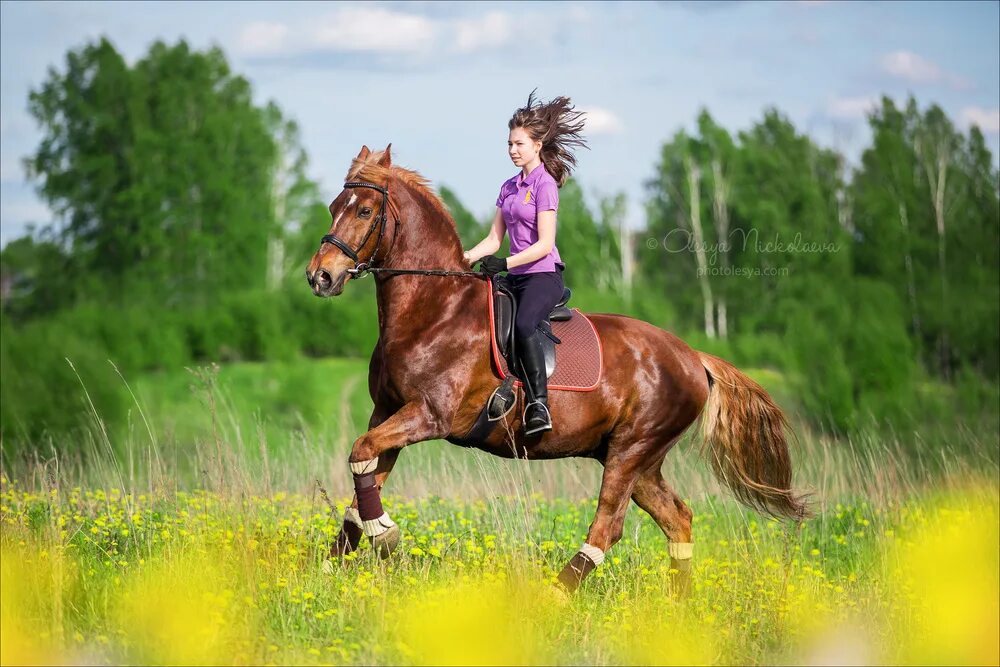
[348,401,447,557]
[328,448,400,560]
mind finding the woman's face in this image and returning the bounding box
[508,126,542,167]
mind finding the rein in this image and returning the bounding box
[322,180,489,281]
[350,267,487,278]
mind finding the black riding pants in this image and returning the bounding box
[509,267,565,344]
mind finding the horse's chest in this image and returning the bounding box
[374,334,470,404]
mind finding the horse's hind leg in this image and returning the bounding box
[555,451,647,594]
[631,468,694,596]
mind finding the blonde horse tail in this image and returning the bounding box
[698,352,812,521]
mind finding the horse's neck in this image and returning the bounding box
[375,184,473,332]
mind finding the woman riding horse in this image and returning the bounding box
[464,91,586,436]
[306,139,810,595]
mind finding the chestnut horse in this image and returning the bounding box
[306,145,809,594]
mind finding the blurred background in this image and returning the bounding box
[1,5,997,665]
[0,0,997,484]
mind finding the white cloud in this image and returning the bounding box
[239,21,289,55]
[310,7,436,53]
[581,108,624,135]
[960,106,1000,134]
[880,50,970,90]
[236,8,437,56]
[827,95,879,120]
[453,12,512,53]
[235,9,549,58]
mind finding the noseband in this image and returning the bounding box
[321,181,390,277]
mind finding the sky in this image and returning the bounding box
[1,0,998,246]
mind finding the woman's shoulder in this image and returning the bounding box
[538,164,559,189]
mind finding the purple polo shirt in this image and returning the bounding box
[495,162,565,275]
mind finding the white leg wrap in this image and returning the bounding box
[344,506,362,528]
[362,512,396,537]
[350,457,378,475]
[668,542,694,560]
[579,542,605,566]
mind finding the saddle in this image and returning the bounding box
[491,274,573,380]
[451,276,604,445]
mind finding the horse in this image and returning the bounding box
[305,144,810,594]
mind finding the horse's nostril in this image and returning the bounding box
[316,269,333,288]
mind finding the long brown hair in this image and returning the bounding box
[508,89,588,187]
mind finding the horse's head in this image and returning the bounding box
[306,144,393,297]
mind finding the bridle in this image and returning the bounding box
[320,181,390,278]
[318,180,487,280]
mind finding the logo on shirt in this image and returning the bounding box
[523,189,532,204]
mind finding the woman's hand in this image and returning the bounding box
[477,255,508,276]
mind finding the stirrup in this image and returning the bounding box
[487,378,516,421]
[523,400,552,435]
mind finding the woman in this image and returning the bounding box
[463,91,587,435]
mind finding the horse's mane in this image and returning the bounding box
[345,151,458,234]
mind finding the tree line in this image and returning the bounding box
[1,38,997,448]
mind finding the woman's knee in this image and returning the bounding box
[514,318,539,343]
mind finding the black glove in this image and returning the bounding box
[477,255,508,277]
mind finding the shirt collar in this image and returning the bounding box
[517,162,546,188]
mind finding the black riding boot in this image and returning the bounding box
[517,329,552,435]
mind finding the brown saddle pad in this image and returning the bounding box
[487,282,603,392]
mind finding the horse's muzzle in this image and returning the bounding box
[307,267,346,297]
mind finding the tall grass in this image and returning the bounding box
[1,358,997,665]
[3,356,996,505]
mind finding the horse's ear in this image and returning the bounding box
[377,143,392,167]
[357,145,371,160]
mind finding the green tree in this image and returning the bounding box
[852,96,999,379]
[25,38,282,305]
[439,185,485,248]
[643,128,713,335]
[0,232,72,320]
[554,179,620,289]
[264,103,321,291]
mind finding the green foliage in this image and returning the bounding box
[0,316,125,443]
[24,38,291,305]
[439,185,486,248]
[851,96,1000,379]
[786,308,856,432]
[642,102,997,434]
[0,236,76,321]
[0,281,378,449]
[2,38,997,448]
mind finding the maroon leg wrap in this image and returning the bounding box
[557,552,597,593]
[353,472,383,522]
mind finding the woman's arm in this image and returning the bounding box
[506,210,556,269]
[463,208,506,264]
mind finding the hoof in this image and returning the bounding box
[321,559,336,575]
[370,524,401,559]
[549,582,572,606]
[669,557,692,599]
[328,522,363,559]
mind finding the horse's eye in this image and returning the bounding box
[359,207,373,218]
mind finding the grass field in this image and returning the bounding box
[2,359,998,665]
